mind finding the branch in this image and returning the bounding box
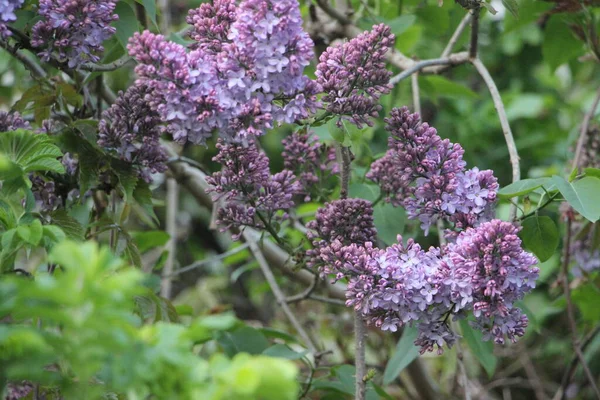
[560,218,600,400]
[160,177,179,299]
[411,73,422,116]
[572,86,600,171]
[389,53,470,85]
[469,8,480,59]
[243,230,319,354]
[442,12,472,58]
[79,57,134,72]
[471,58,521,220]
[354,314,367,400]
[0,41,47,79]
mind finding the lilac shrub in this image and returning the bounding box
[128,0,318,145]
[31,0,118,68]
[316,24,394,128]
[0,0,24,37]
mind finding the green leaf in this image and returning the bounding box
[219,326,269,356]
[374,203,406,245]
[0,131,64,178]
[584,168,600,179]
[262,344,307,360]
[498,178,550,198]
[49,210,85,241]
[502,0,519,18]
[383,326,420,385]
[520,215,559,262]
[459,319,497,377]
[421,75,478,100]
[386,15,416,36]
[552,176,600,222]
[113,1,139,49]
[542,18,583,72]
[42,225,67,244]
[133,180,158,224]
[133,230,170,253]
[572,285,600,322]
[141,0,158,29]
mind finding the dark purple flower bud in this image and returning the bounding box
[187,0,237,54]
[98,84,168,182]
[0,110,30,131]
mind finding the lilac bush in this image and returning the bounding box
[31,0,118,68]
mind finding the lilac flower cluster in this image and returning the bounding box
[98,84,168,182]
[0,0,24,38]
[367,107,498,234]
[31,0,118,68]
[569,221,600,276]
[0,111,30,132]
[281,131,338,200]
[128,0,318,145]
[206,140,300,237]
[316,24,394,128]
[4,381,33,400]
[30,175,60,211]
[310,217,539,353]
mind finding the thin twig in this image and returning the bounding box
[340,146,352,199]
[0,43,47,79]
[442,12,472,58]
[166,244,250,277]
[390,56,465,85]
[411,73,422,116]
[161,178,179,299]
[243,230,318,354]
[79,57,133,72]
[519,351,549,400]
[354,313,367,400]
[286,275,319,303]
[560,218,600,400]
[572,86,600,171]
[471,58,520,220]
[469,8,480,59]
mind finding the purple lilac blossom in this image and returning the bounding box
[0,0,24,37]
[128,0,318,145]
[98,84,168,182]
[4,381,34,400]
[281,131,338,200]
[315,24,394,128]
[366,107,498,234]
[31,0,118,68]
[206,140,300,238]
[0,111,30,131]
[29,175,60,211]
[306,198,377,275]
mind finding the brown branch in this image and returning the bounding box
[469,8,480,59]
[560,218,600,400]
[572,86,600,171]
[243,230,319,354]
[471,58,521,220]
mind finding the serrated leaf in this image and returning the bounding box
[459,319,497,377]
[498,178,550,198]
[0,200,17,230]
[383,326,420,385]
[502,0,519,18]
[42,225,66,244]
[552,176,600,222]
[520,215,559,262]
[24,158,65,174]
[49,210,85,241]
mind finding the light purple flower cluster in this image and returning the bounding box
[31,0,118,68]
[315,24,394,128]
[367,107,498,234]
[4,381,33,400]
[0,110,30,131]
[128,0,318,145]
[206,140,300,237]
[98,84,168,182]
[281,131,338,201]
[0,0,24,37]
[319,219,538,354]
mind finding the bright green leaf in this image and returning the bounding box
[383,326,420,385]
[459,319,497,377]
[520,215,559,262]
[552,176,600,222]
[498,178,550,198]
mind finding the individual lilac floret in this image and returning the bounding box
[61,152,78,176]
[31,0,118,68]
[129,0,318,144]
[445,219,539,344]
[316,24,394,128]
[206,140,300,237]
[281,131,338,200]
[98,84,168,183]
[0,0,24,37]
[0,110,30,132]
[186,0,237,53]
[569,221,600,276]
